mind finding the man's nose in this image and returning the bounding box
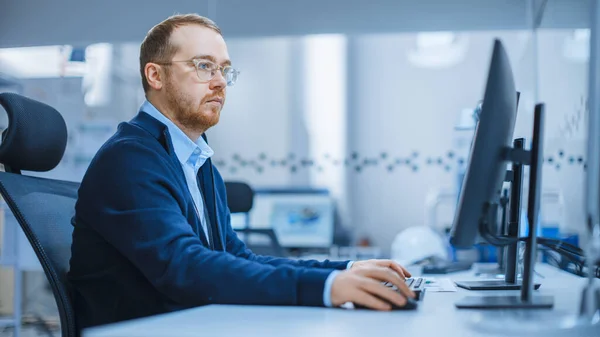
[209,70,227,90]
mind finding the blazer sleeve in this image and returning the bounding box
[224,212,350,270]
[76,139,332,307]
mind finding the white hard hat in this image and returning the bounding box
[391,226,449,266]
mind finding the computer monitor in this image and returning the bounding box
[470,93,522,282]
[450,39,518,249]
[449,39,553,309]
[230,189,335,249]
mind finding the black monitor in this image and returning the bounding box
[450,39,517,249]
[449,39,553,309]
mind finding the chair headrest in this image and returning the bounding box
[0,93,67,172]
[225,181,254,213]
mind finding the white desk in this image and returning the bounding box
[84,264,600,337]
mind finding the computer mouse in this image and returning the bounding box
[354,296,418,311]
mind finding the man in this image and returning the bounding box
[68,13,415,331]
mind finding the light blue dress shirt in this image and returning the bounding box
[141,101,213,244]
[140,100,352,307]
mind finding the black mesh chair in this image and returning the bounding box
[224,181,286,257]
[0,93,78,337]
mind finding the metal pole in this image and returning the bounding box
[581,0,600,320]
[521,104,545,303]
[505,138,525,284]
[13,216,21,337]
[586,0,600,239]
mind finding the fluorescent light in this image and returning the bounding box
[0,45,86,78]
[563,29,590,63]
[303,34,346,193]
[407,32,468,69]
[82,43,113,107]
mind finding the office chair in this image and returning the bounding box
[0,93,78,337]
[224,181,286,256]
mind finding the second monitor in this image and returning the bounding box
[449,38,552,309]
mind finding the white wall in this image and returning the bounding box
[537,29,590,236]
[208,37,296,186]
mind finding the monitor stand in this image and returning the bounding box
[456,138,540,291]
[456,103,553,309]
[455,280,541,291]
[455,294,553,309]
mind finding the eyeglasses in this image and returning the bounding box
[155,58,240,86]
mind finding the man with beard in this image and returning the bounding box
[67,14,415,332]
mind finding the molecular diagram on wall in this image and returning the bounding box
[213,149,585,175]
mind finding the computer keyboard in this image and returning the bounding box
[422,261,472,274]
[383,277,426,301]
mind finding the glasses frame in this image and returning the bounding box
[154,58,240,86]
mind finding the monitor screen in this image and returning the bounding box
[231,189,334,248]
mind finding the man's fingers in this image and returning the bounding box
[374,259,411,279]
[352,287,392,311]
[388,262,408,279]
[360,266,400,282]
[361,267,416,299]
[395,264,411,278]
[359,278,407,308]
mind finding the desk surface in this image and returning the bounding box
[84,263,600,337]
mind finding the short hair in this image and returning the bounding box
[139,14,222,93]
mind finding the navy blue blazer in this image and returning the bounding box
[68,111,349,331]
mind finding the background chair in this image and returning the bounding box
[224,181,286,257]
[0,93,78,337]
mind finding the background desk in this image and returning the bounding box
[84,264,600,337]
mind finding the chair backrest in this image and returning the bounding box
[0,93,78,337]
[224,181,254,213]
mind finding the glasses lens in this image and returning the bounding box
[196,69,213,82]
[224,67,238,86]
[195,61,217,82]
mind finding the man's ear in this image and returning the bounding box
[145,63,164,91]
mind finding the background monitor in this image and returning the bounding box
[231,188,335,248]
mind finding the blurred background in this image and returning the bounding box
[0,0,594,335]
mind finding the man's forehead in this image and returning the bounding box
[171,25,229,62]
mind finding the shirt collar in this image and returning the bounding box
[140,100,214,171]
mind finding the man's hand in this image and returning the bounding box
[350,259,411,279]
[330,266,416,311]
